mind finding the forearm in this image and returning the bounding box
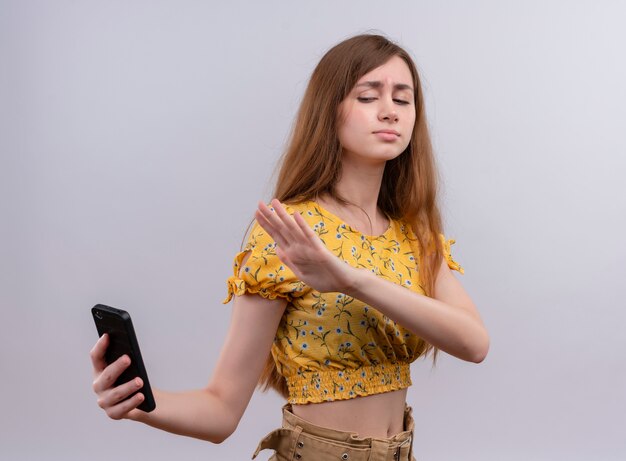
[128,387,237,444]
[347,268,489,363]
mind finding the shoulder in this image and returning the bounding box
[245,200,326,247]
[282,200,340,228]
[281,200,318,216]
[387,217,415,242]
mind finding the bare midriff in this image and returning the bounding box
[290,388,409,438]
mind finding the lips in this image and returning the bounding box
[373,129,400,142]
[373,129,400,136]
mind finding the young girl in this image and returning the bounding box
[90,34,489,461]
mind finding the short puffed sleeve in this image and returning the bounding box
[223,222,306,304]
[440,234,464,274]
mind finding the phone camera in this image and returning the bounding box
[95,311,103,320]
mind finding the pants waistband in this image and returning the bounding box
[253,403,415,461]
[281,403,414,446]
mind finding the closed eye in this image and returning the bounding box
[357,96,410,105]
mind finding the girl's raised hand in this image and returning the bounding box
[255,199,357,294]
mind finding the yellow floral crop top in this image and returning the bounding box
[223,201,463,404]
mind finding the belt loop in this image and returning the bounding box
[252,428,297,459]
[409,412,415,460]
[368,439,390,461]
[289,426,304,460]
[404,404,415,461]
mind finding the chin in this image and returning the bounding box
[342,147,405,166]
[374,149,405,162]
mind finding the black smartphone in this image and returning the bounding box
[91,304,156,412]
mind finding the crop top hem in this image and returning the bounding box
[284,362,412,405]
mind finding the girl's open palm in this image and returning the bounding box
[255,199,355,294]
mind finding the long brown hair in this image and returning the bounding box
[258,34,445,397]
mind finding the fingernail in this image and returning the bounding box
[135,378,143,387]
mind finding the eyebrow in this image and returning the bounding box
[355,81,414,92]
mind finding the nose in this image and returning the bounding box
[378,98,398,123]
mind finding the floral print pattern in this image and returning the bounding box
[224,201,463,404]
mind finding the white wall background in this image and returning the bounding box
[1,1,625,460]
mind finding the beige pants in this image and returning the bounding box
[253,404,416,461]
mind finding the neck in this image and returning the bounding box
[318,155,388,234]
[334,155,385,214]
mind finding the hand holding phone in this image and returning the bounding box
[91,304,156,414]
